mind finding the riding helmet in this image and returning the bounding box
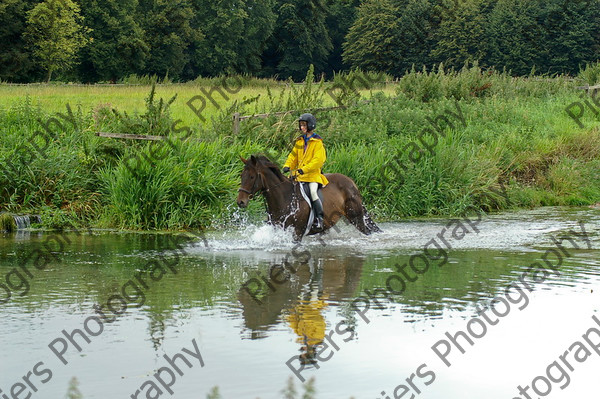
[298,113,317,131]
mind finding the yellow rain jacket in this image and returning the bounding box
[284,134,329,186]
[287,298,328,346]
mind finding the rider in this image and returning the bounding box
[282,113,329,232]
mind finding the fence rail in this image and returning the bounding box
[576,84,600,91]
[231,105,353,135]
[95,132,167,141]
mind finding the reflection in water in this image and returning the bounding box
[237,255,364,341]
[0,207,598,399]
[237,254,365,374]
[148,311,167,351]
[287,262,327,366]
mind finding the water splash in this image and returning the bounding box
[188,223,298,253]
[184,207,600,255]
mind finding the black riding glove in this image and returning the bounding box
[297,169,304,175]
[282,166,290,173]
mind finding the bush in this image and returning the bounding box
[98,138,263,230]
[396,62,574,102]
[0,213,16,232]
[578,61,600,86]
[118,74,173,85]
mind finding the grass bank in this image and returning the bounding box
[1,65,599,230]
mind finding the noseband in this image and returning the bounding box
[238,167,290,199]
[238,170,265,199]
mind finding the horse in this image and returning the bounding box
[236,155,381,242]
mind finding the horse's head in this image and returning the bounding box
[237,155,285,208]
[237,155,261,208]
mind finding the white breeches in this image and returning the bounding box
[309,182,319,201]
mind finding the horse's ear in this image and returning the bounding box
[250,155,257,164]
[240,156,247,164]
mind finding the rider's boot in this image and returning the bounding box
[311,199,324,232]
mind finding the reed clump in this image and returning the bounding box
[0,213,16,232]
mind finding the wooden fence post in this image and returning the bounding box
[232,112,241,135]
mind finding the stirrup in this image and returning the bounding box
[313,217,324,231]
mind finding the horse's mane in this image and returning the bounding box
[254,155,286,181]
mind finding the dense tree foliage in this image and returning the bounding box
[2,0,599,82]
[189,0,277,78]
[137,0,200,79]
[430,0,489,69]
[24,0,89,82]
[261,0,333,80]
[342,0,400,73]
[537,0,600,74]
[324,0,359,74]
[78,0,148,82]
[0,0,40,82]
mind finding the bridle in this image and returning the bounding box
[238,167,296,200]
[237,172,262,199]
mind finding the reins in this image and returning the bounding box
[238,167,294,199]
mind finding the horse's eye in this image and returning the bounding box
[250,175,255,180]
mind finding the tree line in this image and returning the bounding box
[1,0,599,83]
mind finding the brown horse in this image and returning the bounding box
[236,155,381,242]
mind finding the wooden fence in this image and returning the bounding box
[231,104,360,135]
[95,132,167,141]
[576,84,600,92]
[97,79,596,140]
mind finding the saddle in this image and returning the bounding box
[299,183,324,204]
[298,182,324,236]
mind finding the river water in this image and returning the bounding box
[0,207,598,399]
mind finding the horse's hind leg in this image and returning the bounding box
[344,197,372,235]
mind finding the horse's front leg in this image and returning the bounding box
[281,213,304,243]
[265,212,276,225]
[292,225,304,243]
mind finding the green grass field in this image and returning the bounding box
[0,81,398,127]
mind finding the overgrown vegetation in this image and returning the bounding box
[1,64,599,230]
[0,213,16,232]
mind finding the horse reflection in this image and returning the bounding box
[237,255,364,343]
